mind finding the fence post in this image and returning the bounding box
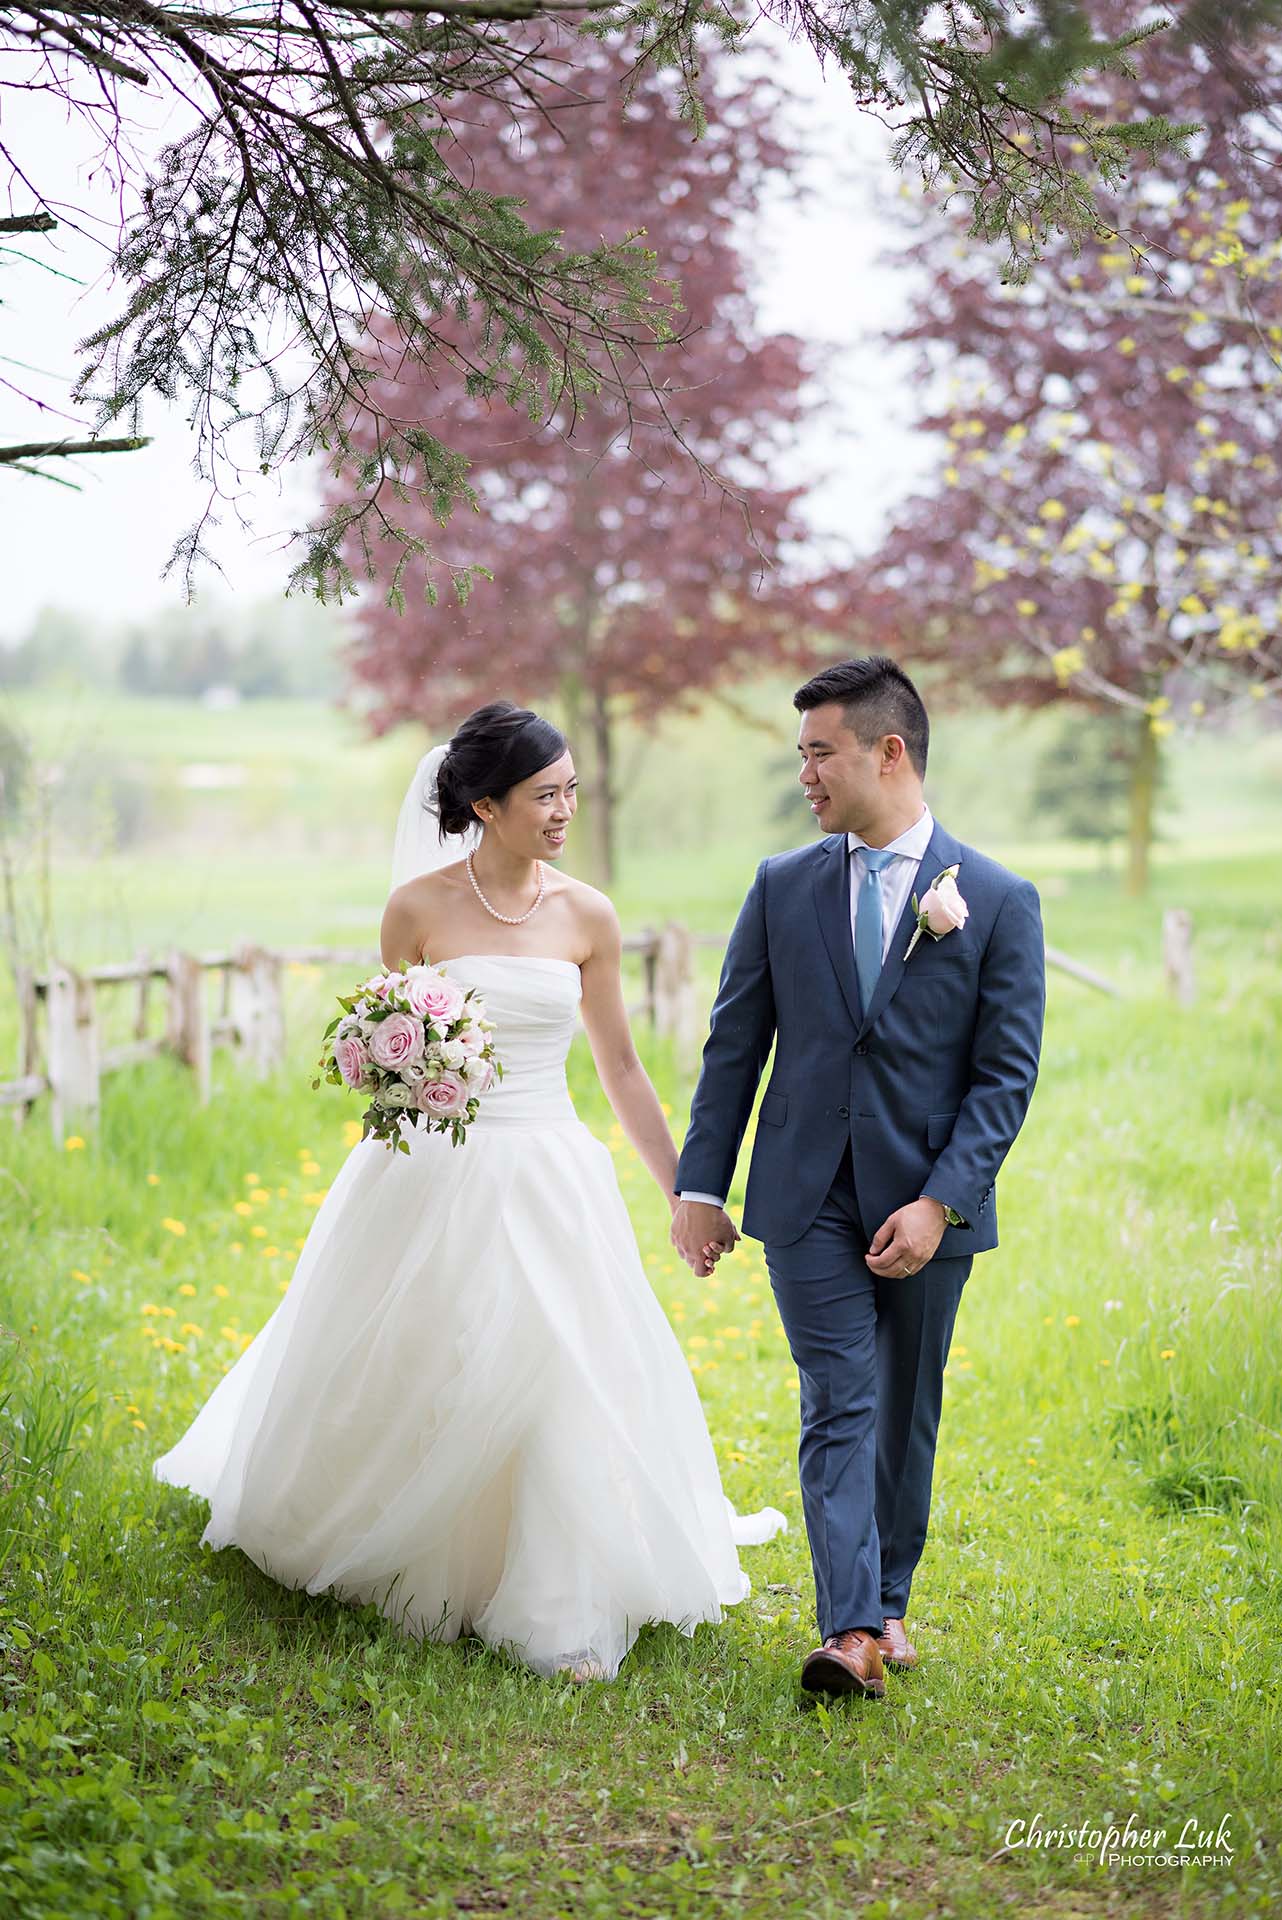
[1162,908,1195,1007]
[654,921,699,1072]
[230,942,286,1077]
[46,964,101,1142]
[166,949,211,1105]
[11,965,40,1131]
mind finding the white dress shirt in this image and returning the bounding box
[680,805,935,1211]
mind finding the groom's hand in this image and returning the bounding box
[671,1201,740,1279]
[865,1198,947,1278]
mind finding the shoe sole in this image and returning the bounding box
[800,1653,886,1699]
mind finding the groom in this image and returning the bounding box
[672,657,1045,1698]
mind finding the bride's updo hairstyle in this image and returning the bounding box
[432,701,569,841]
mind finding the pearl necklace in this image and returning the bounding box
[466,848,546,925]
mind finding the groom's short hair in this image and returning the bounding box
[793,656,929,777]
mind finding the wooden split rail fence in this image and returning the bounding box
[4,925,1130,1143]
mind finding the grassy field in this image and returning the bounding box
[1,686,1280,1916]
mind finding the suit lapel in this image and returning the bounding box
[854,818,962,1042]
[812,834,863,1032]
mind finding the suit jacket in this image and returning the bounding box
[673,817,1046,1254]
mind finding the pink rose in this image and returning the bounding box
[402,969,466,1026]
[335,1033,373,1088]
[414,1071,471,1119]
[920,872,969,936]
[368,1011,425,1071]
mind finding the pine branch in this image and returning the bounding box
[0,435,151,463]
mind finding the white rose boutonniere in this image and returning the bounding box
[905,864,969,962]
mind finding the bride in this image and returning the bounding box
[153,699,785,1681]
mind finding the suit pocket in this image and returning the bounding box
[759,1091,788,1128]
[928,1110,960,1148]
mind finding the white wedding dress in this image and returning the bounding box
[153,953,785,1680]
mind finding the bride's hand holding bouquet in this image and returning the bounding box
[313,962,503,1152]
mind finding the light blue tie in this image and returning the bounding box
[854,847,898,1016]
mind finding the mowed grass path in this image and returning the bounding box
[1,848,1279,1918]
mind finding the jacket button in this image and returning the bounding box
[837,1106,849,1118]
[854,1042,869,1056]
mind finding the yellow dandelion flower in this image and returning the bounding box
[70,1268,93,1285]
[159,1305,176,1318]
[221,1326,240,1344]
[687,1335,709,1350]
[239,1332,254,1351]
[250,1225,267,1239]
[243,1172,261,1184]
[278,1279,290,1294]
[1099,1358,1111,1367]
[213,1283,230,1298]
[720,1326,743,1340]
[141,1303,160,1316]
[262,1246,279,1258]
[64,1136,86,1151]
[1160,1347,1176,1359]
[230,1243,243,1255]
[249,1188,270,1206]
[126,1403,140,1414]
[953,1344,968,1356]
[1027,1457,1038,1467]
[146,1173,161,1186]
[725,1449,748,1464]
[276,1186,288,1198]
[1065,1314,1081,1327]
[296,1148,314,1160]
[1042,1314,1054,1325]
[131,1419,147,1432]
[234,1201,253,1217]
[179,1323,204,1338]
[300,1161,321,1177]
[178,1282,197,1297]
[161,1218,187,1236]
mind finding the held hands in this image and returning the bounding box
[671,1200,740,1279]
[865,1197,947,1278]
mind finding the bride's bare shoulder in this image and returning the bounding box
[381,867,465,967]
[556,872,621,952]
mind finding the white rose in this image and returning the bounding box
[380,1083,415,1109]
[439,1038,467,1069]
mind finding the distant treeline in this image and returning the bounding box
[0,600,348,700]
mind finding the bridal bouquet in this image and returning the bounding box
[312,963,503,1153]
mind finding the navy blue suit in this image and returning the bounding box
[674,817,1045,1637]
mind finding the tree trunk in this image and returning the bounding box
[556,667,614,888]
[1125,709,1160,898]
[587,684,615,888]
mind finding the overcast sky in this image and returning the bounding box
[1,25,935,637]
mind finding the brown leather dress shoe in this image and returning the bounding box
[874,1616,918,1669]
[800,1629,886,1698]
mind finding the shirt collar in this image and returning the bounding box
[847,802,934,862]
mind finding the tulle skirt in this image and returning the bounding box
[153,1110,783,1678]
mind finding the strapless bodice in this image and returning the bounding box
[438,954,582,1129]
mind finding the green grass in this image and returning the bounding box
[1,820,1280,1916]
